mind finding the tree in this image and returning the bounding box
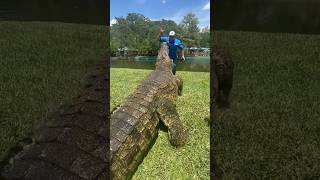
[199,26,210,48]
[126,13,151,52]
[110,12,208,56]
[112,16,135,48]
[179,12,200,48]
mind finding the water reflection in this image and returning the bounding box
[110,56,210,72]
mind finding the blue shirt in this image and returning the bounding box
[159,36,184,60]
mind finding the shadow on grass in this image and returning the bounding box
[158,120,168,133]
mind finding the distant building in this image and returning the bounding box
[186,47,210,57]
[116,47,139,57]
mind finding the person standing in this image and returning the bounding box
[159,27,185,75]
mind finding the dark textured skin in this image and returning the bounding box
[110,43,188,180]
[0,61,108,180]
[212,45,234,108]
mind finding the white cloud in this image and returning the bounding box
[110,19,117,26]
[150,18,160,21]
[198,11,210,30]
[164,2,210,30]
[162,0,166,4]
[202,1,210,11]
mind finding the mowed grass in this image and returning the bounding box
[0,21,107,161]
[111,68,210,179]
[213,31,320,179]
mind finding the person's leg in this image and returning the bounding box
[172,58,177,75]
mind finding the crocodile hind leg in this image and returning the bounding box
[156,99,188,147]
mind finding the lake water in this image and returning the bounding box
[111,56,210,72]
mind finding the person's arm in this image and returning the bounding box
[180,49,185,61]
[178,42,185,62]
[159,26,168,42]
[160,26,165,36]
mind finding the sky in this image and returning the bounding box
[110,0,210,29]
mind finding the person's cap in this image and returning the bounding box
[169,31,175,36]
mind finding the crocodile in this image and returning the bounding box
[110,43,188,179]
[0,60,108,180]
[212,45,234,108]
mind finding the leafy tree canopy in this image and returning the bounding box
[110,12,209,56]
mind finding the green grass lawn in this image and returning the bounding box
[213,31,320,179]
[111,68,210,179]
[0,21,107,161]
